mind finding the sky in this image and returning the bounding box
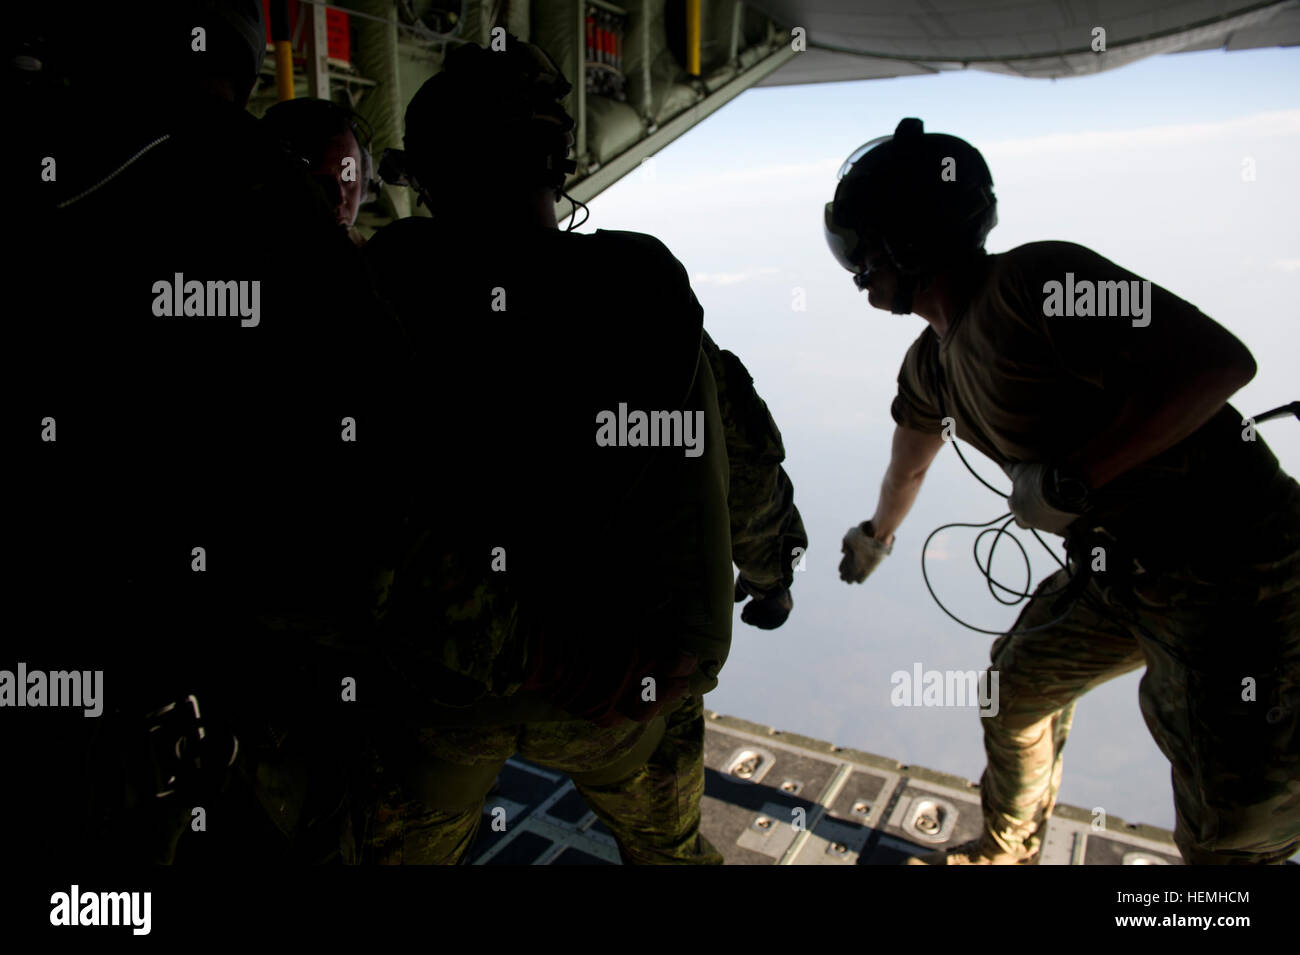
[583,47,1300,835]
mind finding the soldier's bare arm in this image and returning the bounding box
[840,424,944,584]
[871,424,946,545]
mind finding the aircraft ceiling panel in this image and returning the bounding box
[751,0,1300,85]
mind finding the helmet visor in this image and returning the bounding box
[836,135,891,180]
[824,202,864,273]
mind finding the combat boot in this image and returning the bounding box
[905,835,1038,865]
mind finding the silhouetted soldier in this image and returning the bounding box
[826,118,1299,865]
[11,0,412,865]
[361,35,802,864]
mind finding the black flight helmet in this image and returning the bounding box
[397,35,577,208]
[825,118,997,313]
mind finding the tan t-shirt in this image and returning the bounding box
[890,241,1279,536]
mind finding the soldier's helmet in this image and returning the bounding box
[825,118,997,280]
[52,0,266,96]
[401,35,577,200]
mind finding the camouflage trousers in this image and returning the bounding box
[980,474,1300,865]
[366,694,722,865]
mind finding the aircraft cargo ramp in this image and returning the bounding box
[465,711,1183,865]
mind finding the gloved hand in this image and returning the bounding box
[521,633,697,727]
[839,520,891,583]
[1007,462,1081,534]
[734,576,793,630]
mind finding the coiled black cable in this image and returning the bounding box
[923,399,1296,650]
[919,437,1083,636]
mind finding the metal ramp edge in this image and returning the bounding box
[466,710,1182,865]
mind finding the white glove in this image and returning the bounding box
[1007,462,1080,534]
[839,521,892,583]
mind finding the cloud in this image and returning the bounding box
[604,111,1300,216]
[605,158,840,207]
[982,110,1300,159]
[672,158,840,190]
[924,542,951,560]
[693,267,781,286]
